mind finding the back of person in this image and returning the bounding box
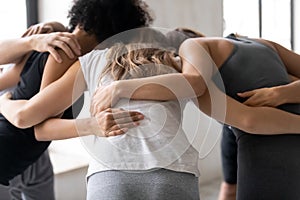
[217,35,300,200]
[81,46,200,178]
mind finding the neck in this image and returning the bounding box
[73,28,99,55]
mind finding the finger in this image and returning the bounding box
[52,40,76,59]
[114,115,144,124]
[237,90,254,98]
[48,47,62,63]
[27,28,35,36]
[110,110,144,119]
[108,122,140,133]
[105,128,128,137]
[59,33,81,54]
[21,29,30,37]
[243,98,262,107]
[34,27,41,35]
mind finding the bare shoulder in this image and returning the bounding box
[252,38,277,52]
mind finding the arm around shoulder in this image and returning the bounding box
[197,82,300,135]
[0,61,86,128]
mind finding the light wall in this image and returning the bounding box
[145,0,223,36]
[38,0,223,36]
[38,0,72,26]
[38,0,299,51]
[294,1,300,53]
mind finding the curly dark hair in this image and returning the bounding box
[67,0,153,42]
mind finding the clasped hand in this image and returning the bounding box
[92,108,144,137]
[23,22,81,63]
[90,83,144,137]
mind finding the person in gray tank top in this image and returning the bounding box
[216,34,300,200]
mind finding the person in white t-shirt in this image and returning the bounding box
[80,41,201,199]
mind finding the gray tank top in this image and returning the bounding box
[214,36,300,135]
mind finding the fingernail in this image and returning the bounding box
[138,115,144,119]
[123,128,128,132]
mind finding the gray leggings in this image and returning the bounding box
[87,169,199,200]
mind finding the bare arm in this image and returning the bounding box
[34,108,144,141]
[0,56,29,90]
[0,22,81,91]
[0,60,86,128]
[22,21,68,37]
[198,82,300,134]
[237,79,300,107]
[0,32,81,65]
[90,37,300,135]
[90,38,213,115]
[119,38,211,99]
[236,39,300,107]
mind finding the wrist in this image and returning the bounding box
[274,85,288,105]
[113,81,122,99]
[26,35,36,51]
[115,79,138,99]
[76,118,95,136]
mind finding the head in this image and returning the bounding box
[99,42,180,83]
[166,27,205,51]
[67,0,153,43]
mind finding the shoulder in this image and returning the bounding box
[79,48,108,64]
[78,48,109,89]
[79,48,108,71]
[252,38,277,52]
[180,37,233,61]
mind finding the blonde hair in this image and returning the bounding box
[99,43,181,84]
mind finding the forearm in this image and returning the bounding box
[0,37,32,64]
[114,39,213,101]
[116,73,206,101]
[34,108,142,141]
[0,99,60,129]
[230,103,300,135]
[197,83,300,135]
[276,80,300,104]
[34,118,96,141]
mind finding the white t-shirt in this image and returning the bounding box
[79,49,200,178]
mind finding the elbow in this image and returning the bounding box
[34,133,47,141]
[13,110,31,129]
[192,77,206,97]
[34,132,44,141]
[34,126,49,141]
[238,113,258,134]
